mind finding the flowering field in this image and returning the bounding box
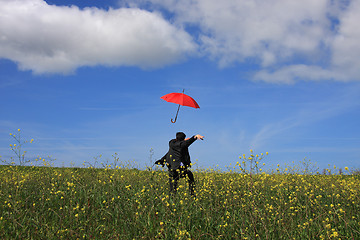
[0,163,359,239]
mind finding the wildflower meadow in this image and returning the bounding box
[0,130,359,239]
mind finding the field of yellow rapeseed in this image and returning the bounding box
[0,162,359,239]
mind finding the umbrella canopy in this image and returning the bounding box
[160,92,200,109]
[160,91,200,123]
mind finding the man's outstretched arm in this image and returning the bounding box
[195,134,204,140]
[183,134,205,147]
[185,135,204,141]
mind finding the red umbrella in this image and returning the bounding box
[160,90,200,123]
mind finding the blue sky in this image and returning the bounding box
[1,0,360,171]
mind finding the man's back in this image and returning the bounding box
[167,136,196,170]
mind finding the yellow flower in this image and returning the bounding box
[345,167,349,171]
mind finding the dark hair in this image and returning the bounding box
[176,132,186,141]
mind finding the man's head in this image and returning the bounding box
[176,132,186,141]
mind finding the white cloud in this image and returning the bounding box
[0,0,196,74]
[142,0,330,64]
[2,0,360,83]
[252,0,360,83]
[131,0,360,83]
[331,0,360,80]
[253,65,338,84]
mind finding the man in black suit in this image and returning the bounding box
[155,132,204,196]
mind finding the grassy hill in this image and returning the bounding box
[0,164,359,239]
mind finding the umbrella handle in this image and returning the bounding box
[171,104,181,123]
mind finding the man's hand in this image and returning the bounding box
[195,134,204,140]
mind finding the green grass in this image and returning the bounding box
[0,165,359,239]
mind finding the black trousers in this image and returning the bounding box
[168,167,195,196]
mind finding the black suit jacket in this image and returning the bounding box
[157,136,197,170]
